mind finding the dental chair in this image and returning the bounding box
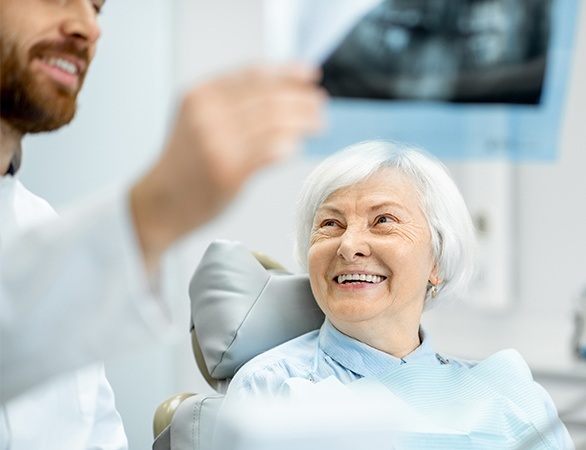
[152,240,325,449]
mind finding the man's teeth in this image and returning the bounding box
[44,57,78,75]
[337,274,384,284]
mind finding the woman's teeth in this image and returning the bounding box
[336,274,384,284]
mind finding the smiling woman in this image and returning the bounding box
[307,166,440,356]
[295,140,476,309]
[293,140,475,357]
[218,140,575,448]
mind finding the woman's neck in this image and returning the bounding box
[332,317,422,359]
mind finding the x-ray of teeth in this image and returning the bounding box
[320,0,552,104]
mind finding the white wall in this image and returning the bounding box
[17,0,586,447]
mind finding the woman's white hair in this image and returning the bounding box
[294,140,477,308]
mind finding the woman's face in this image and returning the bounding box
[308,167,440,339]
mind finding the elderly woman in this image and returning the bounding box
[221,140,573,447]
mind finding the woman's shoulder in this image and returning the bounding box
[227,329,320,398]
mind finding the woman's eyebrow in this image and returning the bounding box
[317,200,407,215]
[315,204,343,217]
[369,201,407,214]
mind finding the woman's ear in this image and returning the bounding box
[429,264,443,287]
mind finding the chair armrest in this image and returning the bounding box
[153,393,196,438]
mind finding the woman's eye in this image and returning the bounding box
[376,215,395,225]
[322,220,337,227]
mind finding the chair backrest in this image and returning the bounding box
[188,239,325,392]
[154,240,324,449]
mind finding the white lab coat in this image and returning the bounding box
[0,175,180,448]
[0,365,127,449]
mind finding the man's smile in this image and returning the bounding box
[33,53,85,92]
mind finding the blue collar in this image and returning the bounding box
[318,319,442,378]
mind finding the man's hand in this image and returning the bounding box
[131,63,326,270]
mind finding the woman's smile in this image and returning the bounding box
[334,272,387,284]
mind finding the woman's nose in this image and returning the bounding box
[60,0,101,45]
[336,228,371,261]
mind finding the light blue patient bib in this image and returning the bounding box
[348,349,558,449]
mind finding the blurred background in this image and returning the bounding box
[18,0,586,447]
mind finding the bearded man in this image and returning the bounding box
[0,0,324,447]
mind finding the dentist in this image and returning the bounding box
[0,0,325,447]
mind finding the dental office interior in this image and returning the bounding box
[18,0,586,448]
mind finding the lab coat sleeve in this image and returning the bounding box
[0,189,183,402]
[84,363,129,450]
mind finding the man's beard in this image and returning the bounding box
[0,37,89,134]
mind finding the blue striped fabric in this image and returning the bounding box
[351,349,558,449]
